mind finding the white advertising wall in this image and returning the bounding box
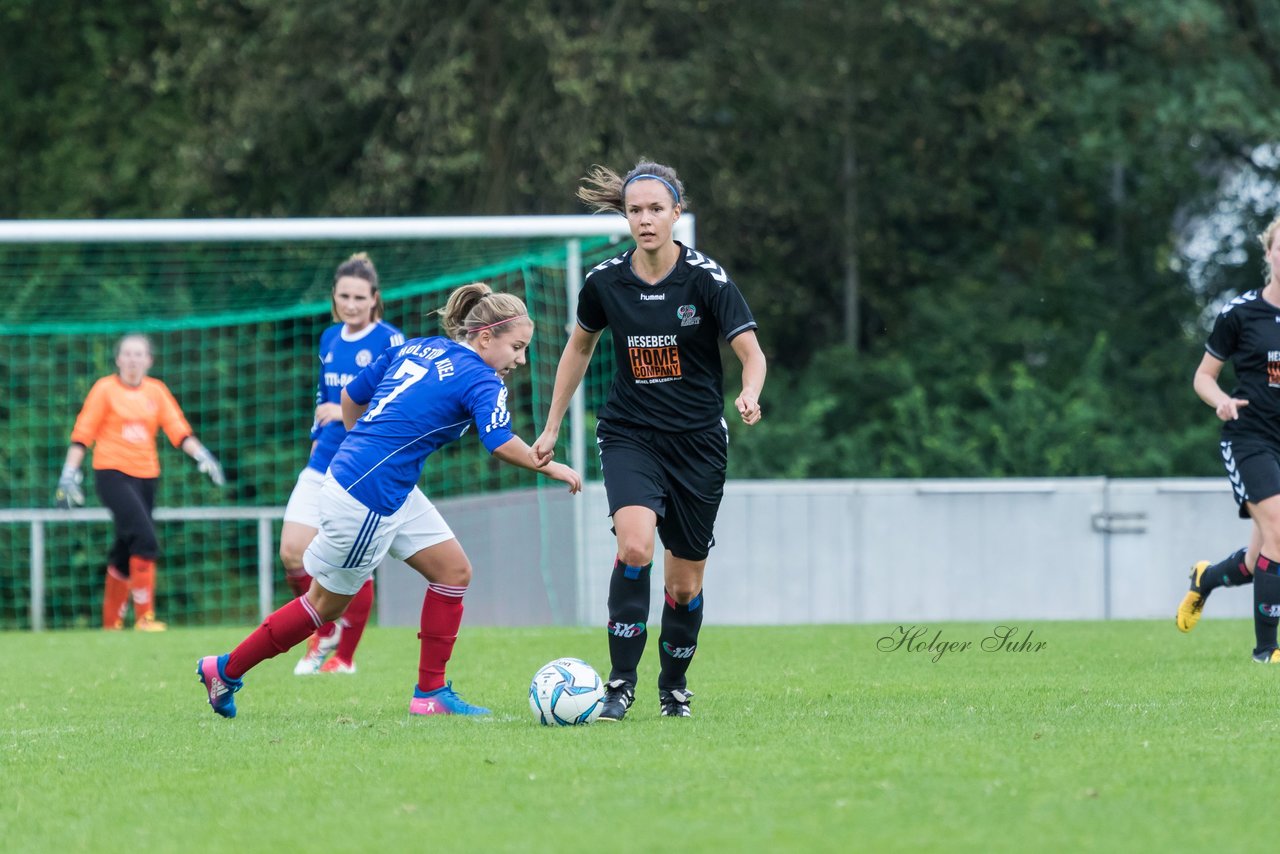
[377,478,1255,627]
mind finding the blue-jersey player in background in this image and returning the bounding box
[199,282,581,719]
[282,252,405,676]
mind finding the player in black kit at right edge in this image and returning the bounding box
[1178,214,1280,663]
[530,160,767,720]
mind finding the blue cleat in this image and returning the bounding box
[197,654,243,718]
[409,681,491,716]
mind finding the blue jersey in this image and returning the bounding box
[308,320,405,473]
[328,336,516,515]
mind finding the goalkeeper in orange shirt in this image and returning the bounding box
[55,333,225,631]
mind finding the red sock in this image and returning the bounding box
[103,566,129,629]
[335,579,374,663]
[285,572,311,599]
[226,597,323,679]
[127,556,158,621]
[417,584,465,692]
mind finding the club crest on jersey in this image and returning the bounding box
[356,349,373,367]
[677,305,701,327]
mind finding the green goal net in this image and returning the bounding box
[0,230,626,630]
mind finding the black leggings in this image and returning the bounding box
[94,469,158,570]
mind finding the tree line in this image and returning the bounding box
[6,0,1280,478]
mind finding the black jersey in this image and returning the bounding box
[578,242,757,432]
[1206,289,1280,445]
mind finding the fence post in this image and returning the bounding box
[30,519,45,632]
[258,515,274,621]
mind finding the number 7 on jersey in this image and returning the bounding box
[363,359,428,421]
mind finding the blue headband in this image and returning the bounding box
[624,173,680,205]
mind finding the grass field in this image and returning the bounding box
[0,619,1274,852]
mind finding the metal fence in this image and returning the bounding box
[6,477,1253,629]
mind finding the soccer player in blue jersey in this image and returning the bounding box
[284,253,406,676]
[198,282,581,718]
[531,160,767,720]
[1177,214,1280,659]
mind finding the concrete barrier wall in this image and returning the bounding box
[377,478,1255,627]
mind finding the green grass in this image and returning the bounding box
[0,620,1273,852]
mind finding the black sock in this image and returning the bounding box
[1201,548,1252,593]
[658,589,704,692]
[1254,554,1280,655]
[606,558,651,685]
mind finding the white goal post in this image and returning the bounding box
[0,214,696,479]
[1,215,695,629]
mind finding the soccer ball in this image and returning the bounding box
[529,657,604,726]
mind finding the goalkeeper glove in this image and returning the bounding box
[55,466,84,509]
[194,447,226,486]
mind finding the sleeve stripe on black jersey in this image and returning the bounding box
[1220,291,1258,315]
[586,257,624,280]
[684,249,728,284]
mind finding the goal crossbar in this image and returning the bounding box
[0,215,696,245]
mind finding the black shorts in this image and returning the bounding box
[1221,439,1280,519]
[596,419,728,561]
[94,469,159,563]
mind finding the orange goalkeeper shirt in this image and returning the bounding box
[70,376,193,478]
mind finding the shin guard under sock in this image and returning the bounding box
[1201,547,1252,593]
[658,589,704,692]
[226,597,323,679]
[103,566,129,629]
[606,559,652,685]
[127,556,158,621]
[335,579,374,662]
[1254,554,1280,656]
[418,583,465,692]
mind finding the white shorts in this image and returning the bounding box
[302,473,455,596]
[282,466,326,527]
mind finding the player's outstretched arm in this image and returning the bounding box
[1193,352,1249,421]
[181,437,226,486]
[54,444,87,508]
[730,330,767,426]
[494,436,582,494]
[341,388,370,431]
[531,326,600,468]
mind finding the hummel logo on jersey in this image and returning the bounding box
[685,249,728,284]
[640,292,666,301]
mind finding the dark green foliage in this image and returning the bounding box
[4,0,1280,485]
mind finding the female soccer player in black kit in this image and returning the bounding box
[530,161,767,719]
[1176,214,1280,662]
